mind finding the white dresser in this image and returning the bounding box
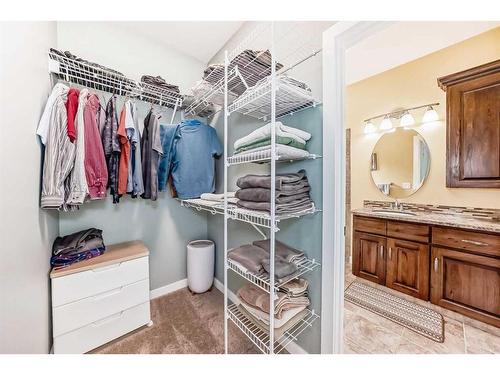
[50,240,151,354]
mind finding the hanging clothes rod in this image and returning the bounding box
[47,51,183,120]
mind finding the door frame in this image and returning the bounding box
[321,21,393,354]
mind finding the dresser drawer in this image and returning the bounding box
[52,256,149,307]
[387,221,430,243]
[353,215,386,236]
[53,278,149,337]
[53,302,151,354]
[432,227,500,257]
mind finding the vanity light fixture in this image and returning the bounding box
[379,115,393,130]
[363,102,440,133]
[400,111,415,127]
[423,105,439,123]
[363,120,376,134]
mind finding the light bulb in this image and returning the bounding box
[400,112,415,127]
[364,121,376,134]
[423,106,439,123]
[379,116,393,130]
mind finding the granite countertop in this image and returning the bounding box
[352,207,500,234]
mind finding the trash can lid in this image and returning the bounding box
[188,240,214,248]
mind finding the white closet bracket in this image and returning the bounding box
[250,223,267,239]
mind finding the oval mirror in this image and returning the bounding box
[370,128,430,198]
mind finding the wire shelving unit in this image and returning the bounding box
[227,151,321,166]
[48,51,183,120]
[221,22,322,355]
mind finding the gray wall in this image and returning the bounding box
[0,22,59,353]
[207,107,323,353]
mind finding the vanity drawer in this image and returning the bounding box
[52,278,150,337]
[52,256,149,307]
[387,221,430,243]
[353,215,386,236]
[53,302,151,354]
[432,227,500,257]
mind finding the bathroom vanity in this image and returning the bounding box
[352,207,500,328]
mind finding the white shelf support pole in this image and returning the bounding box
[223,50,229,355]
[269,21,276,355]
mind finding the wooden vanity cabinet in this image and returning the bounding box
[352,214,500,327]
[352,231,386,285]
[352,216,430,300]
[430,227,500,328]
[438,59,500,188]
[386,238,430,300]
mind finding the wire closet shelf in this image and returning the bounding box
[47,51,183,110]
[227,150,322,166]
[179,199,320,230]
[185,22,322,119]
[227,304,320,354]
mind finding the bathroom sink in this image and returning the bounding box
[372,209,417,216]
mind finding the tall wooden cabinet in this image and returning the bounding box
[352,214,500,328]
[438,59,500,188]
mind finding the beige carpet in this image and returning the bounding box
[91,287,259,354]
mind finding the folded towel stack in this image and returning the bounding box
[227,239,306,283]
[50,228,106,269]
[236,280,310,337]
[235,170,314,215]
[199,192,238,205]
[232,121,312,160]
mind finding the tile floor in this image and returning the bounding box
[343,264,500,354]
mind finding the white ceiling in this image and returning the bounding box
[346,21,500,85]
[115,21,244,64]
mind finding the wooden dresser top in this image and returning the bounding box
[50,240,149,279]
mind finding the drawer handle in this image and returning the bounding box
[461,239,488,247]
[379,245,384,258]
[389,247,392,260]
[92,263,122,272]
[91,311,124,327]
[92,286,124,301]
[434,257,439,272]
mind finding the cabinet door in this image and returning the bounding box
[352,231,386,285]
[439,61,500,188]
[386,238,429,300]
[430,246,500,328]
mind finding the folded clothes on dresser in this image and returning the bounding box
[50,228,106,269]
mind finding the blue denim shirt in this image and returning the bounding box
[158,124,180,192]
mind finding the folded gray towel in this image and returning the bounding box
[236,170,306,190]
[228,244,268,274]
[236,197,314,214]
[235,187,310,202]
[253,239,304,263]
[261,258,298,281]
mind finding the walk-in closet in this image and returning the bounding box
[1,20,332,355]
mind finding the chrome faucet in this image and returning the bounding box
[392,199,403,210]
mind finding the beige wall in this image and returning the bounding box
[347,27,500,211]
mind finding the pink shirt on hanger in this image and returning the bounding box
[83,94,108,200]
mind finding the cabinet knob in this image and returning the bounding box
[434,257,439,272]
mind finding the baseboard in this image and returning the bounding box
[150,278,188,300]
[213,278,308,354]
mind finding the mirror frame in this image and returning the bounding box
[369,128,431,199]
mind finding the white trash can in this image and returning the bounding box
[187,240,215,294]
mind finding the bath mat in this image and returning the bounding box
[345,282,444,343]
